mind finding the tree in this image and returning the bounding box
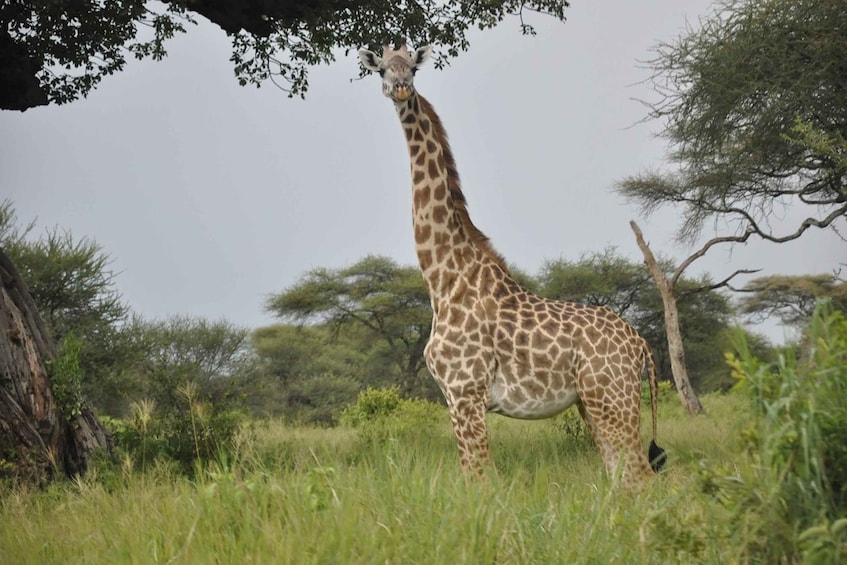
[266,255,436,398]
[2,0,570,111]
[628,221,742,414]
[0,201,135,415]
[616,0,847,412]
[537,248,652,318]
[127,315,251,406]
[247,324,365,420]
[0,248,112,482]
[619,0,847,248]
[738,274,847,328]
[140,316,249,383]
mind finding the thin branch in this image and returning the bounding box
[671,226,756,286]
[678,268,761,298]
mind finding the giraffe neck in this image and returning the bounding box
[395,93,508,305]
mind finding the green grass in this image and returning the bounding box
[0,393,752,564]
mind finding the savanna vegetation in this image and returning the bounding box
[2,195,846,561]
[0,307,845,563]
[2,0,846,561]
[1,200,792,429]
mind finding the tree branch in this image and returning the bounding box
[678,268,761,298]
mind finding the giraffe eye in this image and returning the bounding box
[378,69,385,77]
[411,68,417,75]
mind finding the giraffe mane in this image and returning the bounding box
[417,95,510,274]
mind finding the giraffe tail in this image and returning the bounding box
[644,342,667,472]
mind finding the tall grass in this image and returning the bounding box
[1,308,844,563]
[0,394,741,564]
[716,305,847,563]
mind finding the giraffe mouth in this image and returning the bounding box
[394,86,411,101]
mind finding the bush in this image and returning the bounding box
[548,409,592,449]
[341,386,446,445]
[340,386,403,426]
[47,333,85,423]
[286,373,362,426]
[706,305,847,563]
[640,378,674,406]
[108,382,244,475]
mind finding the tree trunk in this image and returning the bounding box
[629,221,705,416]
[0,248,112,483]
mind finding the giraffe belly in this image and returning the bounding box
[486,379,579,420]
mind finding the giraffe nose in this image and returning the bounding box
[395,84,411,101]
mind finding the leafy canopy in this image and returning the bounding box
[618,0,847,245]
[266,255,433,395]
[2,0,569,110]
[738,274,847,327]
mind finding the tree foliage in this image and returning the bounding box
[266,255,435,397]
[133,315,250,386]
[738,274,847,327]
[0,201,135,414]
[537,248,652,318]
[619,0,847,246]
[245,324,366,421]
[2,0,569,110]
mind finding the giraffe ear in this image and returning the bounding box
[413,45,432,69]
[358,49,382,72]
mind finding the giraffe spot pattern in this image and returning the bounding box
[386,84,660,485]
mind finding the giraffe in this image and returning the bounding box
[358,41,666,486]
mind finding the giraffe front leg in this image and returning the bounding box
[446,395,491,477]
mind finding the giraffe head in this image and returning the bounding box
[358,41,432,103]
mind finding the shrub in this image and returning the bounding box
[548,409,592,448]
[641,378,674,406]
[285,373,361,426]
[341,386,446,445]
[707,305,847,563]
[47,333,85,423]
[339,386,403,426]
[109,382,244,475]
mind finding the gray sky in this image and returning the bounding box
[1,1,843,343]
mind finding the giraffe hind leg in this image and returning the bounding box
[579,391,653,486]
[577,401,618,473]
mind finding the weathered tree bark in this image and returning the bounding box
[629,221,705,416]
[0,248,112,483]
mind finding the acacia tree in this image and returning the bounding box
[617,0,846,412]
[627,222,751,414]
[266,255,434,397]
[1,0,569,111]
[0,201,139,415]
[621,0,847,245]
[537,248,653,318]
[738,274,847,328]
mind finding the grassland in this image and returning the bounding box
[0,391,762,564]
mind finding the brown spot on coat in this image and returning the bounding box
[415,223,432,244]
[428,158,440,179]
[432,205,448,224]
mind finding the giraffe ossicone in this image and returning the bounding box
[358,41,666,486]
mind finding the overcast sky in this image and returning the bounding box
[1,1,843,343]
